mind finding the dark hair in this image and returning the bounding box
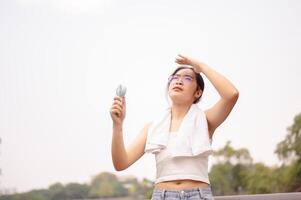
[166,66,205,104]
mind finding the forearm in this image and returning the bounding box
[111,125,128,171]
[197,62,239,100]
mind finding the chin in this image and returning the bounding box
[169,96,190,105]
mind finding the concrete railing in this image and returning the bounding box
[72,193,301,199]
[214,192,301,200]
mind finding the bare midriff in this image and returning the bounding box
[154,179,209,190]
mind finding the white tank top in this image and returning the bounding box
[154,132,210,184]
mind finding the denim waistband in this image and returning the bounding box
[152,186,214,200]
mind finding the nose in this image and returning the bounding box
[175,81,183,86]
[175,78,183,85]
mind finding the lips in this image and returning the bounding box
[172,86,183,91]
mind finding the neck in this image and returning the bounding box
[171,103,192,120]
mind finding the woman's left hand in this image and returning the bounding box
[175,54,206,73]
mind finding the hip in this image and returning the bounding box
[151,186,214,200]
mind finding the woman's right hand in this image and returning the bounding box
[175,54,206,73]
[110,96,126,126]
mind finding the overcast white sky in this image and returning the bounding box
[0,0,300,193]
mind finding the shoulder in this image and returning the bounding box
[144,122,153,130]
[140,122,153,136]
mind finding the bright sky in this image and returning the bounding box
[1,0,300,193]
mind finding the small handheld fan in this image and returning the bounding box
[116,84,127,98]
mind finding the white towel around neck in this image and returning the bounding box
[145,104,213,157]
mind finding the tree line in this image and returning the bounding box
[0,173,154,200]
[1,112,300,199]
[210,112,301,194]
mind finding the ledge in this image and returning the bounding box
[214,192,301,200]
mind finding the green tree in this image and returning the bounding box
[210,141,252,195]
[275,113,301,162]
[141,178,154,199]
[275,112,301,191]
[243,163,278,193]
[88,172,128,198]
[16,189,49,200]
[48,183,65,200]
[120,177,139,195]
[214,141,252,165]
[64,183,89,199]
[210,162,236,195]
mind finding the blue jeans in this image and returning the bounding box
[151,187,214,200]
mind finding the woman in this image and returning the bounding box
[110,54,239,199]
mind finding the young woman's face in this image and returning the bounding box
[168,68,201,104]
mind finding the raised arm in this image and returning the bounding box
[176,54,239,137]
[110,96,150,171]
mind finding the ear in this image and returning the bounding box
[194,90,202,99]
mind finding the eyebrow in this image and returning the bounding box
[174,73,194,78]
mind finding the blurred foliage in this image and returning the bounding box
[0,173,153,200]
[275,113,301,162]
[210,141,252,195]
[88,172,127,198]
[275,112,301,191]
[210,112,301,195]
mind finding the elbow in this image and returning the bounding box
[227,89,239,102]
[114,166,125,171]
[232,89,239,100]
[114,165,124,171]
[113,162,128,171]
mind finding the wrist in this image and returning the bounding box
[113,123,123,132]
[194,61,208,73]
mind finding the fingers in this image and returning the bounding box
[177,54,188,60]
[111,104,122,113]
[110,96,126,118]
[175,57,182,62]
[111,100,123,112]
[175,54,196,68]
[110,104,123,118]
[121,96,126,106]
[175,54,187,63]
[110,107,122,118]
[175,58,185,64]
[177,54,186,58]
[113,96,123,106]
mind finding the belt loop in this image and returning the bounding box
[161,189,166,199]
[198,188,203,198]
[180,190,185,199]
